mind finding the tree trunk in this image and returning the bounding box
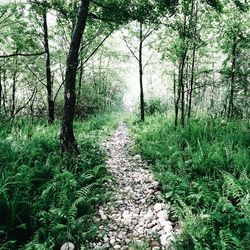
[175,62,182,128]
[77,57,84,104]
[43,5,54,124]
[180,56,186,128]
[139,22,145,122]
[11,58,17,117]
[0,67,2,111]
[228,38,237,119]
[3,67,7,115]
[176,13,188,128]
[60,0,90,153]
[188,44,196,120]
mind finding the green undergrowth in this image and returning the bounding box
[0,112,120,250]
[128,114,250,250]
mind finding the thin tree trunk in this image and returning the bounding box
[175,61,182,128]
[43,4,54,124]
[209,62,215,113]
[60,0,90,153]
[178,13,188,128]
[228,38,237,119]
[0,67,2,111]
[173,72,176,107]
[11,58,17,117]
[77,57,84,104]
[188,44,196,120]
[180,52,186,128]
[139,22,145,122]
[3,67,7,115]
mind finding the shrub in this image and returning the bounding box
[129,115,250,249]
[144,98,167,116]
[0,112,120,249]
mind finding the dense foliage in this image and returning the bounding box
[0,0,249,249]
[0,113,120,249]
[129,114,250,249]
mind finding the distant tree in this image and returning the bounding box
[122,22,154,122]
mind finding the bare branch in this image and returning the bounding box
[0,51,46,58]
[121,35,139,61]
[82,32,112,65]
[0,88,37,128]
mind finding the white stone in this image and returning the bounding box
[162,222,173,233]
[136,226,144,235]
[157,210,168,220]
[131,219,138,225]
[60,242,75,250]
[149,225,159,234]
[160,234,168,246]
[103,235,109,242]
[144,210,153,221]
[154,203,165,212]
[114,245,121,249]
[134,154,141,160]
[118,232,126,239]
[125,238,131,244]
[110,238,116,245]
[122,210,130,219]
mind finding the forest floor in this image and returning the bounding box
[86,122,178,250]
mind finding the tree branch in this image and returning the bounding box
[0,51,46,58]
[121,35,139,62]
[82,31,112,65]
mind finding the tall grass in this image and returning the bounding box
[0,112,120,250]
[128,115,250,249]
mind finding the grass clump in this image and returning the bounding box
[0,112,120,250]
[129,115,250,250]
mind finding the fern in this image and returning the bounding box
[129,115,250,249]
[219,230,242,250]
[223,174,244,200]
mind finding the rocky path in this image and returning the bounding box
[89,123,177,250]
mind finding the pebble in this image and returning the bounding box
[85,123,176,249]
[60,242,75,250]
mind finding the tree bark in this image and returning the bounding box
[175,13,188,128]
[3,67,7,115]
[228,38,237,119]
[180,51,186,128]
[77,57,84,104]
[43,5,54,124]
[0,67,2,111]
[188,44,196,120]
[60,0,90,153]
[175,61,182,128]
[139,22,145,122]
[11,58,17,117]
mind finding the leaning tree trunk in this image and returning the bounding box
[139,22,145,122]
[60,0,90,153]
[43,6,54,124]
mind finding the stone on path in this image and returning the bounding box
[61,242,75,250]
[85,123,177,249]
